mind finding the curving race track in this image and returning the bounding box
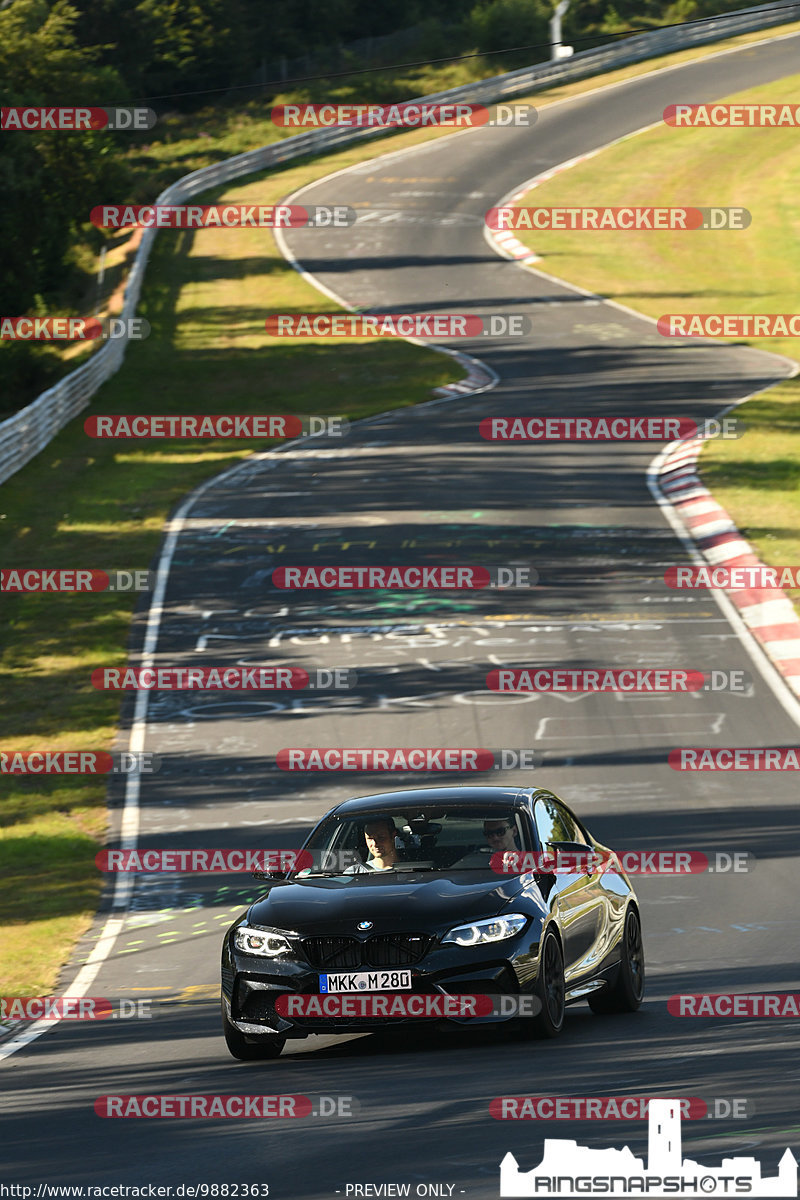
[4,30,800,1198]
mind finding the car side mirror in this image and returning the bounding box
[252,869,287,881]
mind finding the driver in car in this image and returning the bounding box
[345,817,400,872]
[483,819,520,852]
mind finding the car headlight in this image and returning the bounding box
[234,924,293,957]
[442,914,528,946]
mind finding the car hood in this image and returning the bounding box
[245,871,528,936]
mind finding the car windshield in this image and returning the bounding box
[296,805,528,875]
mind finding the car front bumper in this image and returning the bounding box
[222,933,541,1037]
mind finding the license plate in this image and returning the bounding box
[319,970,412,993]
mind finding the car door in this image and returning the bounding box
[533,794,607,982]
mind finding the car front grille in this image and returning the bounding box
[301,937,362,969]
[301,933,432,969]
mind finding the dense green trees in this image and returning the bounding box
[0,0,756,408]
[0,0,130,403]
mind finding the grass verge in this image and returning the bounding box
[3,25,800,999]
[0,139,465,998]
[507,71,800,611]
[11,16,800,409]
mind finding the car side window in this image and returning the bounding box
[557,803,590,846]
[534,801,592,849]
[534,796,572,848]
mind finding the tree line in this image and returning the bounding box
[0,0,754,409]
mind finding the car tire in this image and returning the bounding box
[527,928,565,1039]
[589,907,645,1014]
[222,1002,286,1060]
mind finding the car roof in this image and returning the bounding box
[328,786,536,817]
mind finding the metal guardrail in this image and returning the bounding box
[1,1,797,486]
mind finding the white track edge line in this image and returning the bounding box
[4,24,798,1063]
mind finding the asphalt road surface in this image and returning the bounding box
[4,29,800,1200]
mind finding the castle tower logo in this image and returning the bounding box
[500,1098,797,1197]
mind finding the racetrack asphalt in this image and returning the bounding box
[3,30,800,1198]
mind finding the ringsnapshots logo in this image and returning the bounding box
[83,415,347,439]
[265,313,530,337]
[485,206,750,231]
[1,106,157,131]
[90,205,355,229]
[480,416,743,441]
[270,102,537,129]
[499,1098,797,1197]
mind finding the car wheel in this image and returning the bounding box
[527,928,565,1039]
[222,1001,286,1060]
[589,907,645,1014]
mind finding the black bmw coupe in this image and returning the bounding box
[221,786,644,1059]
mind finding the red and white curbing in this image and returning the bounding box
[483,149,607,264]
[434,351,497,396]
[491,228,539,262]
[659,437,800,698]
[484,145,800,708]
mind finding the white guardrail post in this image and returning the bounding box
[1,1,797,485]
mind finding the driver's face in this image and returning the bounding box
[364,823,395,858]
[483,822,517,850]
